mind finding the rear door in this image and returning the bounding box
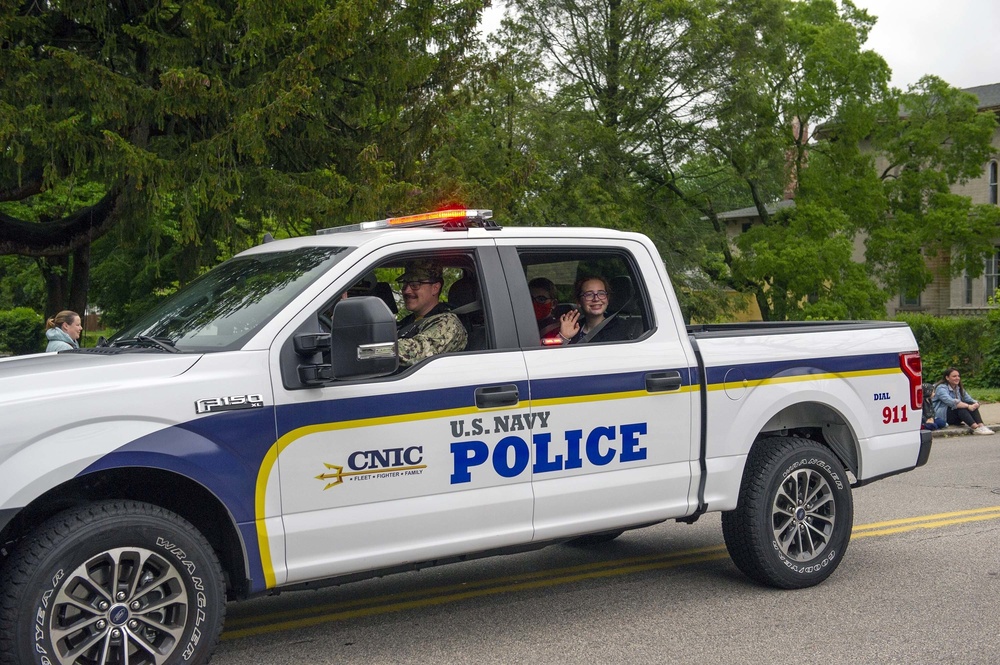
[497,236,698,541]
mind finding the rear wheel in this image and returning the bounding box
[722,436,853,589]
[0,500,226,665]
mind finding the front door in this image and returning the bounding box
[266,243,534,586]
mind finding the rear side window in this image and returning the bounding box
[517,249,653,346]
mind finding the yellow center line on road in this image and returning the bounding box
[852,505,1000,537]
[222,506,1000,641]
[224,544,729,631]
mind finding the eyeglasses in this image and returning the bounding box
[398,280,435,291]
[580,290,608,301]
[531,295,554,304]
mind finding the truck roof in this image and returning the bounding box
[238,220,646,257]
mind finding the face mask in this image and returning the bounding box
[533,301,553,320]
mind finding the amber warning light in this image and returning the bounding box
[317,209,496,235]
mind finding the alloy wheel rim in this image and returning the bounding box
[771,468,836,561]
[48,546,189,665]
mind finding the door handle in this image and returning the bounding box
[645,371,682,393]
[475,384,520,409]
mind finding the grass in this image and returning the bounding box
[966,387,1000,403]
[81,329,114,348]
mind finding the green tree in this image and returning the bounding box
[867,76,1000,297]
[651,1,998,321]
[421,18,546,219]
[481,0,728,317]
[1,0,484,320]
[660,0,893,320]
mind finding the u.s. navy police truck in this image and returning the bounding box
[0,209,931,664]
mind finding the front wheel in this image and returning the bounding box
[0,500,226,665]
[722,436,853,589]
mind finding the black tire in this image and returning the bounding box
[722,436,853,589]
[0,500,226,665]
[569,529,625,546]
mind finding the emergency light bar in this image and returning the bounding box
[317,209,497,235]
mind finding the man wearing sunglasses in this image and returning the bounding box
[395,259,468,366]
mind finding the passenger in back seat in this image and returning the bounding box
[556,276,631,345]
[529,277,561,340]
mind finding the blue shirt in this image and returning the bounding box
[932,382,976,422]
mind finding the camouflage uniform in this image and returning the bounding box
[396,303,468,366]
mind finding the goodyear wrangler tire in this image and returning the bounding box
[0,501,225,665]
[721,436,853,589]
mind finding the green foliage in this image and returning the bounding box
[895,313,992,387]
[732,202,888,320]
[0,307,44,355]
[867,77,1000,295]
[978,307,1000,389]
[2,0,485,317]
[3,0,997,330]
[80,329,114,349]
[0,256,44,311]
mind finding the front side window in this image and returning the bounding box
[375,252,490,363]
[112,246,349,352]
[318,250,491,367]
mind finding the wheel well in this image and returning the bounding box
[757,401,859,477]
[0,468,249,599]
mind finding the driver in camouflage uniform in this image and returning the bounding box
[395,259,468,366]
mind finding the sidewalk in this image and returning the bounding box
[930,401,1000,438]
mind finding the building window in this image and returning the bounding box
[986,247,1000,303]
[900,291,920,308]
[965,275,973,305]
[991,162,998,205]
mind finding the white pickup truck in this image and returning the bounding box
[0,210,931,665]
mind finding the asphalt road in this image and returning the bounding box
[213,435,1000,665]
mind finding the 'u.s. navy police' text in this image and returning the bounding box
[450,422,648,484]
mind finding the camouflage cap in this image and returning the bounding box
[397,259,443,283]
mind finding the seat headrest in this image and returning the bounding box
[448,276,478,309]
[609,275,634,311]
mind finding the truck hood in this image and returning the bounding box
[0,351,202,407]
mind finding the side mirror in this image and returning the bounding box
[329,296,398,379]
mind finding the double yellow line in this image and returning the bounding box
[851,505,1000,538]
[223,505,1000,640]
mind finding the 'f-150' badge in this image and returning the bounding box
[195,394,265,414]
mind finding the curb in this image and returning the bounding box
[930,423,1000,438]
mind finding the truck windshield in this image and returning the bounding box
[110,246,350,352]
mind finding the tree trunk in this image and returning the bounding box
[69,244,91,326]
[39,256,69,319]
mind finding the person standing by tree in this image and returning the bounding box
[44,311,82,352]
